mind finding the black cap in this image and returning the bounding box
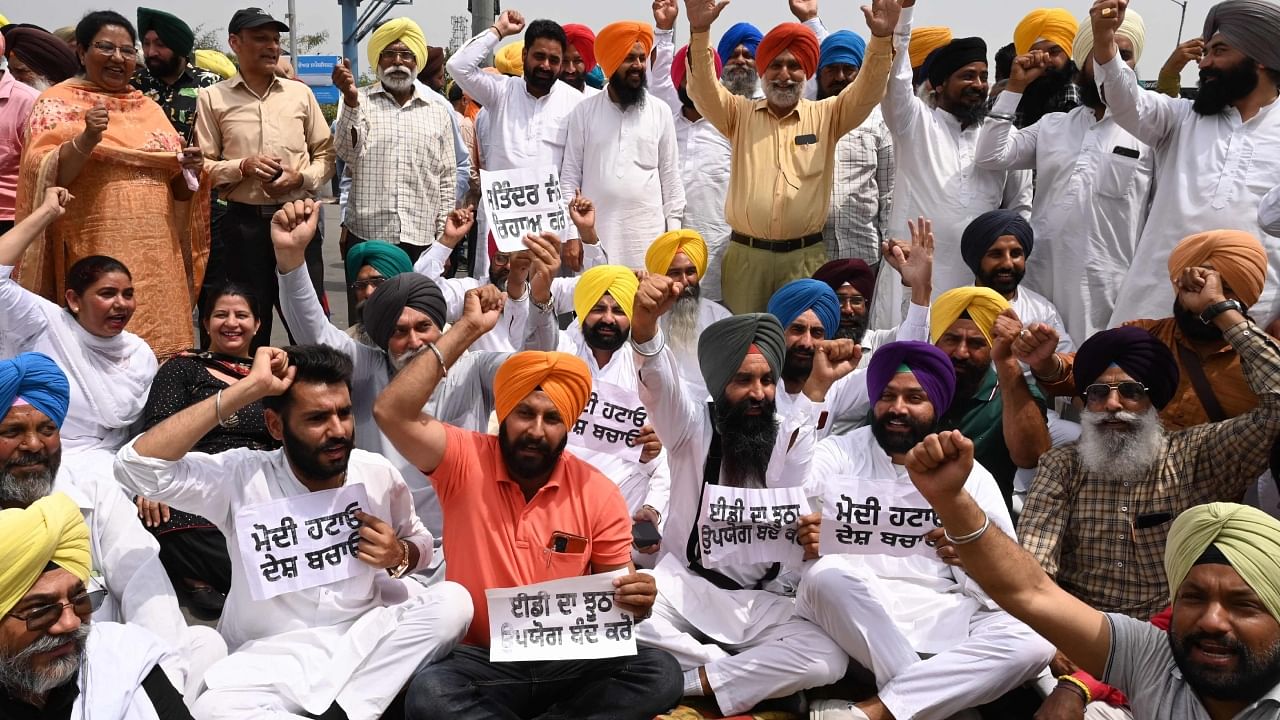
[229,7,289,34]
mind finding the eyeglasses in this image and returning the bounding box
[350,277,387,292]
[1083,382,1149,405]
[6,589,105,632]
[379,50,416,63]
[492,252,511,265]
[91,41,139,59]
[838,295,866,309]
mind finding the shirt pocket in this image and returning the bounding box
[633,133,659,170]
[542,117,569,149]
[792,140,825,181]
[1095,152,1141,199]
[547,548,590,577]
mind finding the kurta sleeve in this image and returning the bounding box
[0,264,60,345]
[880,8,924,136]
[975,90,1041,170]
[560,102,587,199]
[633,330,703,452]
[657,109,685,230]
[446,30,509,109]
[113,439,247,529]
[1094,54,1183,148]
[649,28,683,118]
[687,30,741,138]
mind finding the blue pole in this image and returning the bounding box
[340,0,359,76]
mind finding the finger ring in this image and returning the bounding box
[1020,329,1030,340]
[1101,7,1114,17]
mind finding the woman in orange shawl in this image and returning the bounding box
[15,10,209,359]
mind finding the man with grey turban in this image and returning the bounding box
[626,273,856,716]
[1089,0,1280,331]
[269,199,558,549]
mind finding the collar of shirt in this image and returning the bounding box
[369,82,430,107]
[0,70,14,101]
[228,72,284,100]
[497,451,568,498]
[751,96,803,121]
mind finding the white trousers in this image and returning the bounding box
[636,586,848,714]
[184,625,228,702]
[796,557,1055,720]
[191,581,472,720]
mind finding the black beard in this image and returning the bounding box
[946,92,989,128]
[979,265,1024,296]
[499,422,567,480]
[871,410,936,455]
[610,69,647,110]
[835,315,868,343]
[677,83,696,110]
[817,79,850,100]
[145,53,183,79]
[1174,302,1227,343]
[1194,58,1259,116]
[525,67,557,94]
[281,421,351,484]
[1169,628,1280,704]
[1016,61,1077,126]
[583,320,629,353]
[952,356,989,399]
[781,346,814,384]
[559,72,586,92]
[716,395,778,488]
[1078,71,1105,110]
[489,266,510,291]
[0,448,60,507]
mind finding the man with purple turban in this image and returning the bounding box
[799,340,1054,720]
[3,26,78,89]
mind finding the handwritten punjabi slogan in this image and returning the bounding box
[699,485,808,568]
[481,165,569,253]
[486,570,637,662]
[234,484,373,601]
[818,477,941,558]
[567,380,648,463]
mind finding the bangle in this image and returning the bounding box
[214,388,236,428]
[987,111,1017,122]
[1057,675,1093,704]
[1036,353,1066,383]
[69,136,91,155]
[943,512,990,545]
[426,342,448,377]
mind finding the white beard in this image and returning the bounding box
[1077,407,1164,478]
[763,81,801,109]
[379,67,414,94]
[663,293,701,357]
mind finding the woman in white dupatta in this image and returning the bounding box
[0,187,156,456]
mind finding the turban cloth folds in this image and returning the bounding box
[928,37,988,88]
[812,259,875,300]
[1202,0,1280,72]
[960,210,1034,277]
[495,41,524,76]
[1167,230,1267,308]
[563,23,597,72]
[698,314,786,402]
[6,27,79,84]
[419,46,445,82]
[345,241,414,284]
[819,30,867,71]
[368,17,429,72]
[909,26,953,69]
[573,266,639,327]
[1073,326,1179,410]
[194,49,237,79]
[717,22,763,65]
[673,44,723,89]
[596,21,654,80]
[768,279,841,339]
[1072,8,1146,64]
[1165,502,1280,621]
[929,287,1010,346]
[585,65,606,89]
[495,351,593,423]
[137,7,195,59]
[867,341,958,415]
[0,493,91,618]
[645,229,708,277]
[0,352,71,428]
[756,23,820,78]
[1014,8,1079,57]
[364,273,447,353]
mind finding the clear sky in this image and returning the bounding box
[20,0,1208,81]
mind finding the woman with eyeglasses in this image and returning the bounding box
[13,10,208,360]
[343,240,414,345]
[136,283,281,616]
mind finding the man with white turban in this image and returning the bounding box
[977,8,1154,343]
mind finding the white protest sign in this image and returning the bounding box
[486,569,637,663]
[481,165,569,253]
[567,380,648,464]
[819,477,941,558]
[235,484,373,601]
[699,485,807,568]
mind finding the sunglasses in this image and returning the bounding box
[1083,382,1149,405]
[350,276,387,292]
[7,589,106,632]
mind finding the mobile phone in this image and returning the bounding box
[632,520,661,547]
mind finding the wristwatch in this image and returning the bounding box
[1199,299,1244,324]
[387,539,411,578]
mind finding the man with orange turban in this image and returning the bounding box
[560,23,597,93]
[376,291,683,720]
[562,21,685,270]
[683,0,901,314]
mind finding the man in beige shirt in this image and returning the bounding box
[195,7,335,348]
[686,0,899,314]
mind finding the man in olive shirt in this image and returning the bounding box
[195,7,335,348]
[684,0,900,314]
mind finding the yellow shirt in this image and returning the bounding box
[687,30,892,240]
[194,74,335,205]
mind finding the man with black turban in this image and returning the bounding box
[4,26,79,89]
[626,273,856,716]
[269,199,558,545]
[132,7,220,139]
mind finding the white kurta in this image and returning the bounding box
[113,443,471,720]
[659,298,734,402]
[976,91,1154,343]
[869,7,1032,331]
[1262,184,1280,237]
[1095,55,1280,325]
[75,622,182,720]
[561,90,685,269]
[1011,286,1074,352]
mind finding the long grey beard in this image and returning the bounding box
[0,625,88,700]
[663,295,701,357]
[1077,407,1164,478]
[0,467,55,507]
[721,66,758,98]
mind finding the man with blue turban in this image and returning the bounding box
[717,21,764,97]
[799,340,1054,720]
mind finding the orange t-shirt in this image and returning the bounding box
[431,425,634,647]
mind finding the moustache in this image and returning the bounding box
[318,438,352,453]
[5,451,51,469]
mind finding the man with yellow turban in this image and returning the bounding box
[132,7,221,141]
[374,294,682,720]
[334,16,466,263]
[1005,8,1081,127]
[627,273,858,716]
[562,20,685,270]
[929,287,1049,507]
[643,230,731,398]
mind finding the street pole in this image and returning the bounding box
[471,0,497,38]
[1171,0,1188,41]
[288,0,299,61]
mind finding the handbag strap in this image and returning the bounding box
[1175,342,1227,422]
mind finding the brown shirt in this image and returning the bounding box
[194,74,335,205]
